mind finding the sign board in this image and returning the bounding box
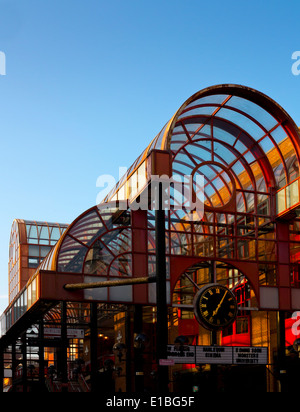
[167,345,196,364]
[167,345,268,365]
[196,345,233,364]
[233,346,268,365]
[159,359,175,366]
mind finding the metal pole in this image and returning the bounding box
[38,317,45,390]
[133,305,144,392]
[210,261,217,345]
[61,302,68,392]
[64,276,156,291]
[277,311,287,392]
[125,308,132,392]
[155,181,169,393]
[21,333,27,392]
[90,302,98,393]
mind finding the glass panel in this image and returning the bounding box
[40,245,52,258]
[274,162,286,188]
[69,210,103,246]
[286,180,299,208]
[276,188,286,214]
[170,232,192,255]
[28,245,39,257]
[271,126,287,145]
[83,276,108,301]
[216,237,234,258]
[288,155,299,181]
[259,264,277,285]
[31,278,37,304]
[50,226,61,241]
[191,123,211,139]
[213,142,237,164]
[185,140,212,162]
[217,107,263,140]
[227,96,278,131]
[236,192,246,213]
[186,94,229,107]
[154,122,168,150]
[179,106,216,118]
[58,235,87,273]
[193,235,214,257]
[237,239,256,260]
[28,257,39,268]
[27,283,32,308]
[109,279,132,302]
[27,225,38,243]
[39,226,49,241]
[281,138,299,180]
[259,136,275,154]
[109,254,132,277]
[258,240,276,261]
[257,194,270,215]
[83,240,113,276]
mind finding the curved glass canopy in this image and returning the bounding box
[104,84,300,217]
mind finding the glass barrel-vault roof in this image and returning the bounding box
[103,84,300,215]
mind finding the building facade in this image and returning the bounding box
[1,84,300,392]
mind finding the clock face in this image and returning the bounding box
[194,284,238,331]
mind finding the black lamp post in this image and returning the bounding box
[155,181,169,393]
[134,333,148,392]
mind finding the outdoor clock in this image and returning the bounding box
[193,283,238,331]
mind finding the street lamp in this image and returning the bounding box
[113,343,126,362]
[133,333,148,392]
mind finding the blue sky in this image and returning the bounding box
[0,0,300,314]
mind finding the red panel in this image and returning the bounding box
[39,270,84,302]
[178,319,199,336]
[148,150,172,177]
[279,287,291,310]
[278,264,290,287]
[277,243,290,264]
[132,253,148,303]
[222,333,251,347]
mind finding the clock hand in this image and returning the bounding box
[212,291,228,317]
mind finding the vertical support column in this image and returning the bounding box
[38,317,45,390]
[90,302,98,393]
[61,301,68,392]
[155,181,169,393]
[21,333,27,392]
[210,261,217,346]
[125,308,132,392]
[277,311,287,392]
[209,261,218,389]
[133,305,144,392]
